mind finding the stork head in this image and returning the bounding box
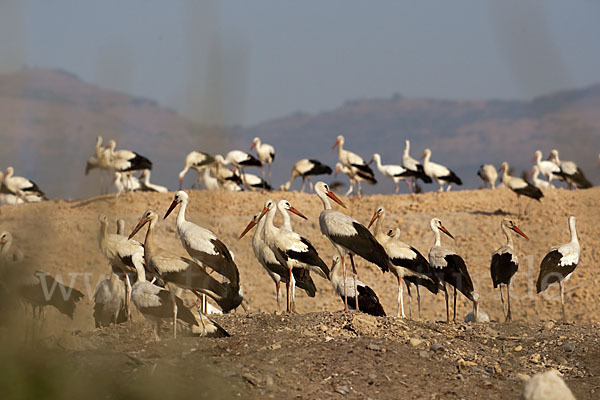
[5,167,14,177]
[314,181,347,209]
[387,227,401,239]
[501,218,529,240]
[532,150,542,163]
[239,212,260,239]
[164,191,188,219]
[430,218,454,239]
[0,231,11,246]
[98,214,109,226]
[369,153,380,165]
[250,137,260,151]
[547,149,559,160]
[420,148,431,160]
[107,139,116,150]
[330,254,341,271]
[129,209,157,240]
[498,162,508,173]
[368,206,385,228]
[277,200,307,220]
[332,135,344,149]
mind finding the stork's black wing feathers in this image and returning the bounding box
[285,237,330,279]
[490,253,518,287]
[307,160,332,176]
[329,222,390,273]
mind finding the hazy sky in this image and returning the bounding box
[1,0,600,126]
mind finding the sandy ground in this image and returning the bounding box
[1,186,599,399]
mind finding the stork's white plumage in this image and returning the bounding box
[370,153,415,194]
[490,218,529,322]
[178,151,215,189]
[464,293,490,323]
[428,218,474,323]
[106,140,153,173]
[0,231,25,262]
[548,149,592,189]
[0,171,24,205]
[251,137,275,187]
[499,162,544,203]
[334,162,376,197]
[369,207,441,318]
[234,170,272,191]
[421,149,462,192]
[314,181,390,311]
[532,150,561,186]
[93,273,127,328]
[402,140,432,191]
[215,151,261,189]
[477,164,498,189]
[3,167,46,202]
[164,191,240,293]
[536,216,580,319]
[202,167,221,190]
[530,165,553,189]
[332,135,376,183]
[280,159,332,192]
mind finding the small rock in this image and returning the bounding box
[529,353,541,364]
[335,385,350,395]
[430,343,445,352]
[270,343,282,350]
[265,375,274,386]
[366,343,384,352]
[514,345,523,352]
[320,324,329,332]
[409,338,423,347]
[544,321,555,330]
[242,373,260,386]
[419,350,430,359]
[349,314,379,336]
[482,380,494,388]
[325,336,334,342]
[562,342,576,353]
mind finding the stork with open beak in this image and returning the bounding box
[314,181,391,312]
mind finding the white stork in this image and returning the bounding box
[532,150,561,186]
[239,210,317,312]
[464,293,490,323]
[129,210,243,319]
[314,181,390,311]
[536,216,580,320]
[334,162,376,197]
[477,164,498,189]
[332,135,376,183]
[499,162,543,216]
[530,165,554,189]
[428,218,474,323]
[402,140,433,191]
[163,191,240,294]
[369,153,416,193]
[368,207,441,318]
[330,255,386,316]
[250,137,276,187]
[548,149,592,189]
[202,167,221,190]
[234,169,272,191]
[252,199,329,312]
[0,231,25,262]
[215,150,261,189]
[3,167,46,202]
[490,218,529,322]
[280,159,332,192]
[92,273,127,328]
[178,151,215,189]
[106,139,153,173]
[420,149,462,192]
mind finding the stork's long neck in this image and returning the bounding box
[330,259,342,288]
[143,171,151,185]
[337,141,344,160]
[404,142,410,158]
[373,213,384,239]
[423,152,430,166]
[535,153,543,168]
[134,260,146,282]
[374,156,384,172]
[501,224,514,248]
[433,228,442,247]
[278,206,292,231]
[318,192,332,210]
[144,218,158,260]
[553,152,561,164]
[254,214,267,245]
[569,219,578,244]
[264,207,279,242]
[501,166,510,182]
[98,221,108,250]
[177,199,188,229]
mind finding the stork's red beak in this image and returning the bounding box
[238,219,257,239]
[368,157,375,165]
[289,206,307,220]
[439,225,455,240]
[511,225,530,240]
[327,190,347,209]
[497,164,505,173]
[367,212,379,228]
[250,141,256,151]
[129,216,149,240]
[332,140,340,149]
[531,154,537,163]
[546,154,553,160]
[526,169,534,180]
[420,152,426,160]
[164,199,179,219]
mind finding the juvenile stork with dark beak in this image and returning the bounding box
[129,210,242,337]
[314,181,391,312]
[536,216,580,320]
[490,218,529,322]
[246,200,329,312]
[428,218,474,323]
[368,206,441,318]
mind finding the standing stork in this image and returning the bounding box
[428,218,474,323]
[477,164,498,189]
[368,207,441,318]
[3,167,46,202]
[490,218,529,322]
[178,151,215,189]
[250,137,275,188]
[163,191,240,294]
[251,200,329,312]
[334,162,376,197]
[215,150,261,189]
[280,159,332,192]
[420,149,462,192]
[106,140,153,173]
[402,140,432,192]
[233,169,272,191]
[532,150,561,186]
[536,216,580,320]
[529,165,554,189]
[239,210,317,312]
[370,154,416,194]
[548,149,592,189]
[332,135,376,183]
[0,171,24,205]
[314,181,390,311]
[92,273,127,328]
[499,162,543,216]
[330,255,386,316]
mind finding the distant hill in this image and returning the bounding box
[0,67,598,198]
